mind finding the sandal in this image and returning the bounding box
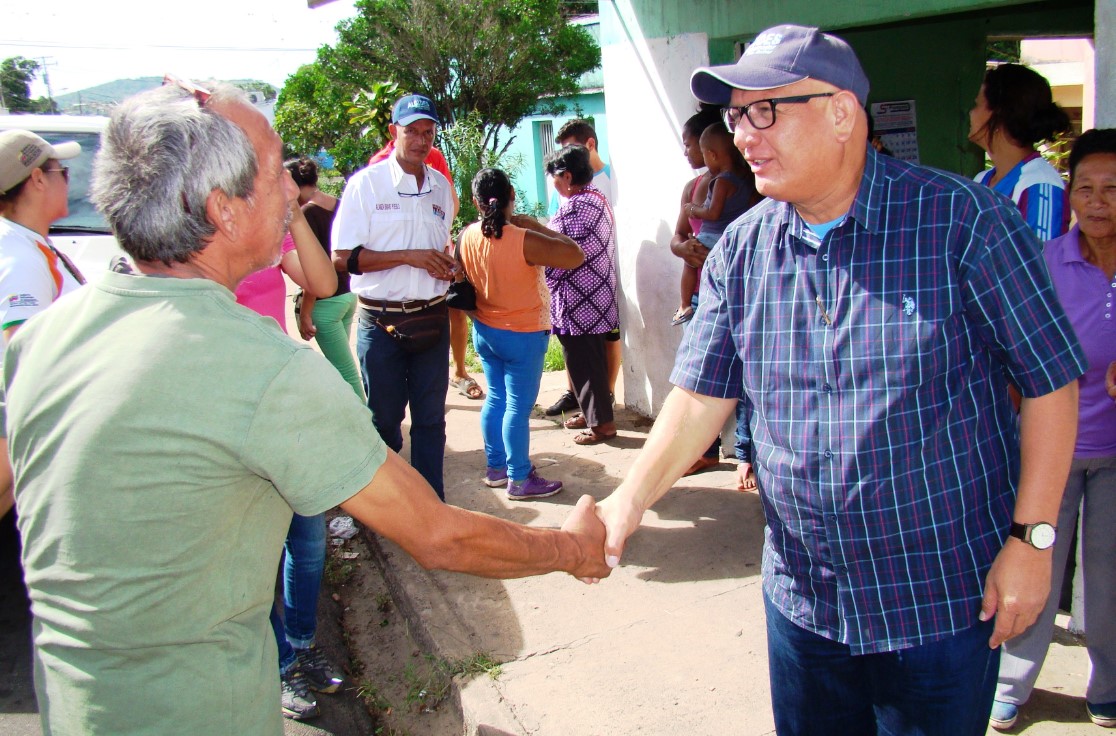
[450,375,484,400]
[671,307,694,326]
[563,414,587,430]
[573,429,617,445]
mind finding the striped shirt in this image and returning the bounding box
[672,146,1085,655]
[975,152,1068,242]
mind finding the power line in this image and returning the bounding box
[0,40,321,53]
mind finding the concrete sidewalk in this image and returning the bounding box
[368,370,1098,736]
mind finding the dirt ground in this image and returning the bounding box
[327,521,465,736]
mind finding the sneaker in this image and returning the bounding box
[484,467,508,488]
[989,700,1018,731]
[544,390,578,416]
[281,665,319,720]
[1088,701,1116,728]
[507,470,563,500]
[295,645,344,694]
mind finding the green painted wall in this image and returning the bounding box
[500,92,608,212]
[606,0,1066,43]
[615,0,1092,175]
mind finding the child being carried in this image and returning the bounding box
[672,123,760,326]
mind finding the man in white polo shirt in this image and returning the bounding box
[332,94,457,500]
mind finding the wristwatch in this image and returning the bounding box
[1009,521,1057,550]
[346,245,366,275]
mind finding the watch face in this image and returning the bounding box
[1030,523,1056,550]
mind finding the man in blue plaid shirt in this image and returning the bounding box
[594,25,1086,735]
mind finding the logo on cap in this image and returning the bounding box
[19,143,42,167]
[746,32,784,56]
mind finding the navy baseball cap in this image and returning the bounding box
[690,25,869,106]
[392,94,440,126]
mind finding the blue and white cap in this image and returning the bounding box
[392,94,440,126]
[690,25,869,106]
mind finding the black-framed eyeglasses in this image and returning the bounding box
[398,185,432,199]
[722,92,836,132]
[42,166,69,183]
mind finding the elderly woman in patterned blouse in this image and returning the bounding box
[543,144,618,445]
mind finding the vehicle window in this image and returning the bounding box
[38,131,111,233]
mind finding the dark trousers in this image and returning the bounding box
[764,594,999,735]
[356,306,450,499]
[557,332,614,428]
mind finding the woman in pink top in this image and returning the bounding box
[458,168,583,500]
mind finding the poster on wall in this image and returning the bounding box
[870,100,920,163]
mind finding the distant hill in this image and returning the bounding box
[54,77,278,115]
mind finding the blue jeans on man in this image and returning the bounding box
[356,306,450,500]
[764,594,999,735]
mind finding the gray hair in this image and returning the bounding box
[91,83,258,264]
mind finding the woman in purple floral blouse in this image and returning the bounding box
[544,144,618,444]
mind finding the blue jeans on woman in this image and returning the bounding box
[269,512,327,672]
[472,321,549,482]
[764,593,999,735]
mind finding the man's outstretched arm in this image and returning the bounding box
[340,451,612,582]
[981,379,1078,648]
[0,439,12,519]
[595,387,736,568]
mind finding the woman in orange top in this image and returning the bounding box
[458,168,583,500]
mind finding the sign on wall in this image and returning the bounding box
[870,100,920,163]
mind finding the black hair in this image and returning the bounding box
[981,64,1071,148]
[544,144,594,187]
[682,104,723,139]
[285,156,318,188]
[472,168,512,239]
[555,119,597,146]
[1068,128,1116,184]
[0,176,32,206]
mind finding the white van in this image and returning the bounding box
[0,114,124,280]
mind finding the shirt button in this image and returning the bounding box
[821,254,829,262]
[823,449,833,459]
[823,383,832,393]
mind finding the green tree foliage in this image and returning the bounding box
[274,0,599,177]
[332,0,599,153]
[275,62,380,176]
[1,56,56,113]
[347,80,401,152]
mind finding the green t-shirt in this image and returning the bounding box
[0,272,385,735]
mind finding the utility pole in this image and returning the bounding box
[38,57,57,112]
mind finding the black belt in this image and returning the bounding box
[358,294,446,313]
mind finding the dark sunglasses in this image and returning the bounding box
[42,165,69,183]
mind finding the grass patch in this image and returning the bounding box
[543,335,565,372]
[323,552,356,586]
[451,652,502,679]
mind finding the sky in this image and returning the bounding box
[1,0,359,100]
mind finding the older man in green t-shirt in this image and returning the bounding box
[0,82,610,736]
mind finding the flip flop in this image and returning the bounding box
[573,429,616,445]
[671,307,694,326]
[563,414,588,429]
[450,375,484,400]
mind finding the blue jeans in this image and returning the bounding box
[472,321,549,482]
[357,306,450,500]
[764,594,999,735]
[269,512,327,672]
